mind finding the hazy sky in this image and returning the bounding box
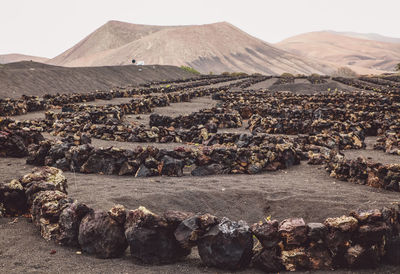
[1,0,399,58]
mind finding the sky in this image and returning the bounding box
[1,0,399,58]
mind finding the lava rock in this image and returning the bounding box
[124,207,191,264]
[345,244,379,269]
[20,166,67,193]
[252,247,283,272]
[0,179,27,216]
[280,247,309,271]
[159,155,184,176]
[58,201,92,246]
[384,236,400,265]
[197,217,253,270]
[174,213,218,248]
[279,218,308,246]
[78,208,128,258]
[307,244,333,270]
[251,220,280,248]
[307,222,328,243]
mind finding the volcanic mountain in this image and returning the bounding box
[276,31,400,74]
[0,53,49,64]
[47,20,333,75]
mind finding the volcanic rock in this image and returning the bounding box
[78,208,128,258]
[197,217,253,270]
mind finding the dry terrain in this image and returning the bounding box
[1,73,400,273]
[276,31,400,74]
[0,61,195,98]
[0,53,49,64]
[46,20,333,75]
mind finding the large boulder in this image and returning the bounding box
[78,206,128,258]
[124,207,191,264]
[197,217,253,270]
[58,201,92,247]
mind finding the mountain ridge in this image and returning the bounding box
[46,21,334,75]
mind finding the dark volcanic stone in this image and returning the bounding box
[78,210,128,258]
[160,155,183,176]
[58,201,92,247]
[384,236,400,265]
[251,220,280,248]
[307,222,328,243]
[279,218,308,246]
[0,180,27,216]
[197,217,253,270]
[252,247,283,272]
[174,213,218,248]
[124,207,191,264]
[345,244,379,269]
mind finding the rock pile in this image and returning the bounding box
[149,108,242,129]
[375,131,400,155]
[26,137,301,177]
[326,154,400,192]
[0,128,44,157]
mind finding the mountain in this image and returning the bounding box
[328,31,400,44]
[47,20,333,75]
[276,31,400,73]
[0,53,49,64]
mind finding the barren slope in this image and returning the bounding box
[276,31,400,73]
[0,53,49,64]
[0,61,195,98]
[48,21,333,75]
[328,30,400,44]
[48,20,171,66]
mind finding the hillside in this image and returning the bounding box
[48,20,171,66]
[0,61,195,98]
[0,54,49,64]
[47,21,333,75]
[276,31,400,73]
[328,31,400,44]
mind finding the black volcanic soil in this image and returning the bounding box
[1,77,400,273]
[0,61,196,98]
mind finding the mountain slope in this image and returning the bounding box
[47,21,333,75]
[48,20,172,66]
[276,31,400,72]
[328,31,400,44]
[0,54,49,64]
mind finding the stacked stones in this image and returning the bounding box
[26,136,301,177]
[0,124,44,157]
[0,74,252,117]
[149,108,243,129]
[1,167,400,271]
[0,95,48,116]
[326,154,400,192]
[375,131,400,155]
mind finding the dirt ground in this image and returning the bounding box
[1,78,400,273]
